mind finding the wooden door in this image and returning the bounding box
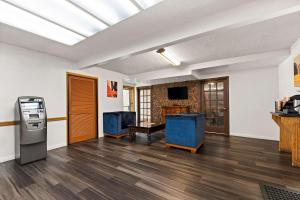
[201,77,229,135]
[67,73,98,144]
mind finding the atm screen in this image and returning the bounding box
[21,102,43,109]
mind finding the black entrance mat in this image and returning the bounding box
[260,184,300,200]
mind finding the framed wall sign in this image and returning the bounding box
[107,80,118,98]
[294,55,300,87]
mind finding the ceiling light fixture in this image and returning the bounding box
[0,1,85,45]
[156,48,181,66]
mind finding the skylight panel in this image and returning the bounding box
[0,0,164,45]
[6,0,108,37]
[0,1,85,45]
[135,0,163,9]
[69,0,140,25]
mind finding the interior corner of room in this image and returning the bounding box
[1,0,300,199]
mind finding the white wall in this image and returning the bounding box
[278,39,300,97]
[228,67,278,140]
[198,66,279,140]
[0,43,74,162]
[0,43,128,163]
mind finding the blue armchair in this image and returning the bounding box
[165,113,205,153]
[103,111,136,138]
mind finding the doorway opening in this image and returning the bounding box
[123,86,135,112]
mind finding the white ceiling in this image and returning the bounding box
[0,0,249,62]
[100,10,300,75]
[1,0,300,80]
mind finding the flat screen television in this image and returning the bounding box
[168,87,188,100]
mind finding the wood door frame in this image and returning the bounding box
[66,72,99,145]
[200,76,230,136]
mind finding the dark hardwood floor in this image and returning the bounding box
[1,133,300,200]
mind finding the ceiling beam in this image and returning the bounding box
[130,49,290,82]
[2,0,88,38]
[129,0,144,11]
[66,0,111,27]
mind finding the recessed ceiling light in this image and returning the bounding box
[6,0,108,37]
[69,0,140,25]
[0,1,85,45]
[134,0,163,9]
[157,48,181,66]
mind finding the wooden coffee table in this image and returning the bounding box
[128,122,165,145]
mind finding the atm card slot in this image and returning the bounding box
[29,114,39,119]
[28,122,41,128]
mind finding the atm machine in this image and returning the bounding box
[15,96,47,165]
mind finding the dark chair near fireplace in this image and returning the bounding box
[103,111,136,138]
[165,113,205,153]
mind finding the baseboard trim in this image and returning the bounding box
[0,143,67,163]
[0,155,15,163]
[48,143,66,151]
[230,132,279,141]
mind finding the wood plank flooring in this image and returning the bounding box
[1,133,300,200]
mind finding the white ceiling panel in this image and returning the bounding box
[99,51,169,74]
[171,12,300,65]
[99,11,300,75]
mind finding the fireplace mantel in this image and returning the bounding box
[161,105,190,123]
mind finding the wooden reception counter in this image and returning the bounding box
[272,113,300,167]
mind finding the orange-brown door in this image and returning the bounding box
[67,73,98,144]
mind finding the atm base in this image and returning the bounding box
[16,142,47,165]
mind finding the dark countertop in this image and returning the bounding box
[271,112,300,117]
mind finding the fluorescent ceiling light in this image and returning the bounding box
[135,0,163,9]
[0,1,85,45]
[0,0,164,45]
[69,0,140,25]
[157,48,181,66]
[6,0,108,37]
